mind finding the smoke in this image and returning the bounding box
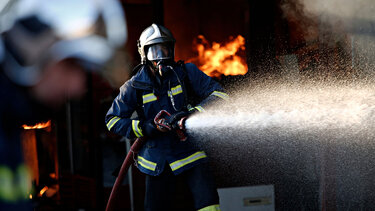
[300,0,375,22]
[281,0,375,35]
[280,0,375,80]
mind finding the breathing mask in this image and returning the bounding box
[146,43,174,77]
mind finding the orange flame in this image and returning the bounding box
[22,120,51,130]
[188,35,248,78]
[39,186,48,197]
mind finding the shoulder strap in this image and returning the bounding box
[130,63,144,77]
[135,88,145,120]
[177,60,200,109]
[132,63,146,120]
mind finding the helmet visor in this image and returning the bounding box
[146,43,173,61]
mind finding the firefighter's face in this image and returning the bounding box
[146,43,174,77]
[146,43,173,61]
[31,59,87,108]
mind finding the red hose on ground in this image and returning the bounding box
[105,137,147,211]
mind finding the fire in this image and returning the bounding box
[22,120,51,130]
[38,186,48,197]
[188,35,248,78]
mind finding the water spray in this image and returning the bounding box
[182,80,375,209]
[185,82,375,142]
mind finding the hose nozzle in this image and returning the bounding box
[176,117,188,141]
[177,116,187,131]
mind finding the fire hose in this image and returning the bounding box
[105,136,146,211]
[105,110,187,211]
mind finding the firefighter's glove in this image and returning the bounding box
[165,111,189,129]
[187,107,199,114]
[140,119,164,137]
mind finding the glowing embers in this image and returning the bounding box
[189,35,248,78]
[22,120,51,130]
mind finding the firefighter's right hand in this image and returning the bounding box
[140,119,164,137]
[165,111,189,129]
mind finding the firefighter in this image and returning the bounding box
[106,24,228,211]
[0,0,127,210]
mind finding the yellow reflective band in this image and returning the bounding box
[198,204,221,211]
[107,116,121,131]
[143,93,157,104]
[137,156,157,171]
[211,91,229,100]
[169,85,183,96]
[132,120,143,138]
[170,151,207,171]
[194,106,205,112]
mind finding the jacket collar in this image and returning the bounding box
[131,65,154,90]
[131,63,186,90]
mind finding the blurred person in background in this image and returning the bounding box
[0,0,127,210]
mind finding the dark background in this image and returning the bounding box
[26,0,366,210]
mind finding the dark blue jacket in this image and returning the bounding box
[105,62,228,176]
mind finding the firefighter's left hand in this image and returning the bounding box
[140,119,164,137]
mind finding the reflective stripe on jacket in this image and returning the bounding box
[105,63,227,176]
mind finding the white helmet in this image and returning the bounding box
[0,0,128,86]
[137,24,175,64]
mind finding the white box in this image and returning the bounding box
[218,185,275,211]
